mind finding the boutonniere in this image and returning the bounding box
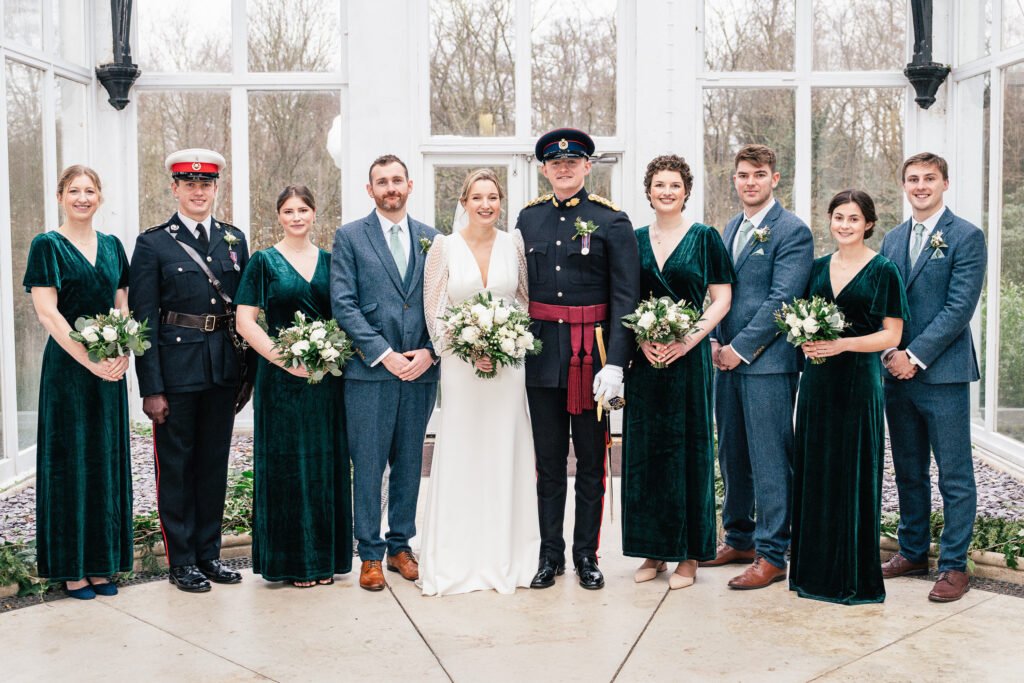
[929,231,948,251]
[418,235,432,254]
[572,217,598,255]
[751,226,771,244]
[223,232,240,247]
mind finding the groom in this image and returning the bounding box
[331,154,439,591]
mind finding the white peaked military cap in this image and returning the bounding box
[165,148,226,180]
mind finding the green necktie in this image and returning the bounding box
[734,218,754,261]
[390,223,407,276]
[909,223,926,269]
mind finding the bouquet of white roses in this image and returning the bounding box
[774,296,846,365]
[69,308,151,362]
[621,295,704,368]
[438,292,542,378]
[271,311,354,384]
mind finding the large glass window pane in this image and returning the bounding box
[703,88,795,235]
[248,0,340,72]
[55,77,87,175]
[3,0,42,50]
[6,61,46,449]
[136,91,232,231]
[430,0,515,137]
[1004,0,1024,50]
[532,0,617,136]
[704,0,795,72]
[998,64,1024,442]
[959,0,992,64]
[813,0,905,71]
[137,1,231,72]
[811,87,905,255]
[53,0,86,63]
[433,165,509,235]
[535,162,613,202]
[248,91,342,252]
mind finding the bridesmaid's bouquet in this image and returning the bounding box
[272,311,354,384]
[69,308,151,362]
[621,295,704,368]
[438,292,542,378]
[774,296,846,365]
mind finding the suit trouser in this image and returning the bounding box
[344,378,437,561]
[714,371,798,569]
[153,386,237,566]
[884,379,976,572]
[527,386,607,565]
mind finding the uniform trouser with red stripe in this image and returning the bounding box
[153,386,236,567]
[527,386,607,566]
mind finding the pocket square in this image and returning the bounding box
[930,249,945,260]
[753,248,765,256]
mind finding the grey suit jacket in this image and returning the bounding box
[330,210,440,383]
[714,201,814,374]
[879,208,986,385]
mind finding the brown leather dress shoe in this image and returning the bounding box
[881,553,929,579]
[359,560,386,591]
[386,551,419,581]
[699,543,756,567]
[928,570,970,602]
[727,556,787,590]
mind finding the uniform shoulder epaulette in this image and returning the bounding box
[143,220,172,234]
[522,193,554,210]
[217,221,239,232]
[588,194,621,212]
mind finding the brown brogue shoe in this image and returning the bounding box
[928,570,970,602]
[727,556,787,590]
[386,551,419,581]
[699,543,756,567]
[359,560,386,591]
[881,553,929,579]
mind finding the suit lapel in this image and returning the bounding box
[723,214,742,264]
[169,213,203,251]
[906,208,952,290]
[888,219,912,279]
[363,211,406,293]
[735,202,780,271]
[208,218,225,255]
[405,220,427,300]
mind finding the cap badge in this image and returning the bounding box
[558,139,568,150]
[192,162,202,170]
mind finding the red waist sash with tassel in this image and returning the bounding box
[528,301,609,415]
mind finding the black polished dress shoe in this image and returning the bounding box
[575,557,605,590]
[197,559,242,584]
[530,557,566,589]
[169,565,212,593]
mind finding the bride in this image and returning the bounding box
[419,168,540,596]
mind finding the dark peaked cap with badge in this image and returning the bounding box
[535,128,596,161]
[166,148,226,181]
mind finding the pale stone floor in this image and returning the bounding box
[2,479,1023,683]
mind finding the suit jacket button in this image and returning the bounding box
[176,337,181,342]
[206,256,212,262]
[404,304,409,309]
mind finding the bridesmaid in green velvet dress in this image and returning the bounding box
[622,155,735,589]
[24,166,133,599]
[789,189,908,605]
[235,185,352,587]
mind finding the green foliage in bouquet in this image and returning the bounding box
[271,311,354,384]
[68,309,151,362]
[774,295,846,365]
[439,291,542,379]
[622,295,704,368]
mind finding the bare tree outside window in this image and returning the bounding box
[704,0,795,72]
[137,0,231,72]
[434,166,509,234]
[247,0,340,72]
[813,0,905,71]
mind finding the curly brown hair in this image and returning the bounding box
[642,155,693,211]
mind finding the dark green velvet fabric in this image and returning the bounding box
[790,253,909,604]
[23,231,133,580]
[621,224,736,561]
[235,247,352,580]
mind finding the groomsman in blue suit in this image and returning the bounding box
[706,145,814,589]
[331,155,440,591]
[880,152,986,602]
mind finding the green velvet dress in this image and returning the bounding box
[22,231,133,580]
[621,223,736,562]
[789,254,909,605]
[235,247,353,581]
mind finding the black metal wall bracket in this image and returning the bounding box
[95,0,140,110]
[905,0,950,110]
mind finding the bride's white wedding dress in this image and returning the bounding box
[419,228,540,596]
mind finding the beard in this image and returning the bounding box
[374,192,407,212]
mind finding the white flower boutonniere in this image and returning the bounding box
[573,217,599,255]
[751,226,771,244]
[223,232,240,247]
[929,231,948,250]
[419,235,432,254]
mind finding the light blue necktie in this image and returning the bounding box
[909,223,926,269]
[734,218,754,261]
[389,223,407,276]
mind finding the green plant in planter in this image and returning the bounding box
[0,540,56,596]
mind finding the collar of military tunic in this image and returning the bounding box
[552,186,588,211]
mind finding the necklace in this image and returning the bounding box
[650,220,684,246]
[61,230,95,247]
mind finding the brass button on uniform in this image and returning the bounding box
[177,267,183,272]
[176,337,181,342]
[555,266,561,271]
[206,256,212,262]
[210,298,216,304]
[560,216,566,221]
[556,240,562,246]
[558,318,564,324]
[557,291,563,297]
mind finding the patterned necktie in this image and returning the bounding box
[196,223,209,251]
[734,218,754,261]
[390,223,407,276]
[909,223,926,269]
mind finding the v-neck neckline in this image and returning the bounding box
[54,231,100,269]
[648,223,695,274]
[271,246,321,285]
[827,252,879,300]
[455,231,496,289]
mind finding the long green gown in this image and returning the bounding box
[235,247,353,581]
[22,231,133,580]
[621,223,736,562]
[789,253,909,605]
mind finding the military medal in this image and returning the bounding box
[581,233,591,255]
[572,217,599,255]
[229,250,240,271]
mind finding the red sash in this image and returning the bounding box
[528,302,609,414]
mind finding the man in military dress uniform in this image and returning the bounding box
[129,149,250,593]
[516,129,640,590]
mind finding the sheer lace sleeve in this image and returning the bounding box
[423,234,450,345]
[512,229,530,310]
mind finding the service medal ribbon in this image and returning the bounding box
[229,250,240,271]
[581,233,591,255]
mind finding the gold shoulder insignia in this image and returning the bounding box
[144,220,172,233]
[523,193,554,209]
[217,221,238,232]
[588,194,621,212]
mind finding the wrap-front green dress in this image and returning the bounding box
[23,231,133,580]
[621,223,736,562]
[235,247,352,581]
[789,253,909,604]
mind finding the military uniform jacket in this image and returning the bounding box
[515,186,640,388]
[129,213,250,396]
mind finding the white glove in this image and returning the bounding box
[593,364,624,406]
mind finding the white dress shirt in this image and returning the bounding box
[371,211,411,367]
[176,212,211,242]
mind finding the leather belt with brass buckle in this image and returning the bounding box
[160,311,232,332]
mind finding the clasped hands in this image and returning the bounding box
[883,349,919,380]
[641,340,692,367]
[801,338,848,360]
[382,348,434,381]
[710,341,742,371]
[89,355,130,383]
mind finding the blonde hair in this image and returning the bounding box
[459,168,505,203]
[57,165,103,198]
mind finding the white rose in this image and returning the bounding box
[494,306,510,325]
[665,309,679,322]
[290,340,310,355]
[108,308,122,318]
[316,340,324,348]
[460,327,480,344]
[309,328,327,342]
[500,338,516,354]
[785,313,801,328]
[126,320,139,335]
[517,333,534,349]
[789,326,802,338]
[802,318,820,335]
[321,347,340,361]
[470,304,487,318]
[82,326,100,342]
[101,326,118,341]
[637,311,657,330]
[311,320,324,329]
[477,309,494,329]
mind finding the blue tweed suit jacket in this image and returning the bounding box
[330,211,440,383]
[879,208,986,384]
